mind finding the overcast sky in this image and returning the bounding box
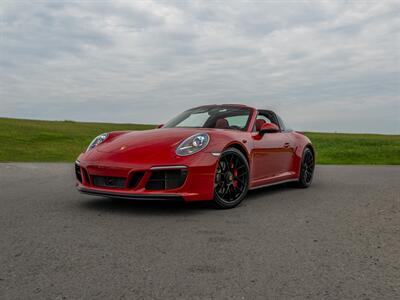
[1,1,399,133]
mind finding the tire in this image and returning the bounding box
[213,148,249,209]
[295,147,315,188]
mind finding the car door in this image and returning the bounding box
[276,114,295,173]
[250,112,294,183]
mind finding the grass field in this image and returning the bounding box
[0,117,399,164]
[0,118,155,162]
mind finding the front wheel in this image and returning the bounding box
[296,148,315,188]
[213,148,249,209]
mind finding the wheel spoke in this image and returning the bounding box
[226,185,232,201]
[221,185,229,197]
[224,158,230,170]
[234,155,239,168]
[230,154,234,166]
[234,184,244,193]
[234,176,245,185]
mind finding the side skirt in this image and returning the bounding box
[249,178,298,190]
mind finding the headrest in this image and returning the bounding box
[215,118,229,129]
[255,119,266,131]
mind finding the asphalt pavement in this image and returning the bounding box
[0,163,399,299]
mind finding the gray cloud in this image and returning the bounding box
[0,0,399,133]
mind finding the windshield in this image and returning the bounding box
[164,106,253,131]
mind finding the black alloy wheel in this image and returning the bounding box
[214,148,249,209]
[296,148,315,188]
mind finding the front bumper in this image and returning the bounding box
[77,186,184,201]
[75,154,218,201]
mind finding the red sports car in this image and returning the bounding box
[76,104,315,208]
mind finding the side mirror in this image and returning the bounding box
[259,123,280,135]
[157,124,164,128]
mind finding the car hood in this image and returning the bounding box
[96,128,208,154]
[80,127,249,166]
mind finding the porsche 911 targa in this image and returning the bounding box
[76,104,315,208]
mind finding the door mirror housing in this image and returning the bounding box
[259,123,280,135]
[157,124,164,128]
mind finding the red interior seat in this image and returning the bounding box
[215,118,229,129]
[255,119,266,131]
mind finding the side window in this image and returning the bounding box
[277,116,286,131]
[225,115,249,129]
[277,115,290,132]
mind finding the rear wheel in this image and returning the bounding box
[213,148,249,209]
[296,148,315,188]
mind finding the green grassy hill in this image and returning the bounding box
[0,118,155,162]
[0,117,399,164]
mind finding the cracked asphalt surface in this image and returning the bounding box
[1,164,399,299]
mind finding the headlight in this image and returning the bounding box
[176,133,210,156]
[86,133,109,152]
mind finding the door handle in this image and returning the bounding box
[284,142,290,148]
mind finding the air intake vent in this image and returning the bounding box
[82,168,90,184]
[128,172,145,188]
[92,176,126,188]
[75,163,82,183]
[146,169,188,190]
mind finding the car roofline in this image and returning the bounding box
[193,104,255,109]
[193,104,276,114]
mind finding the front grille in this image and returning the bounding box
[92,176,126,188]
[145,169,188,190]
[75,163,82,183]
